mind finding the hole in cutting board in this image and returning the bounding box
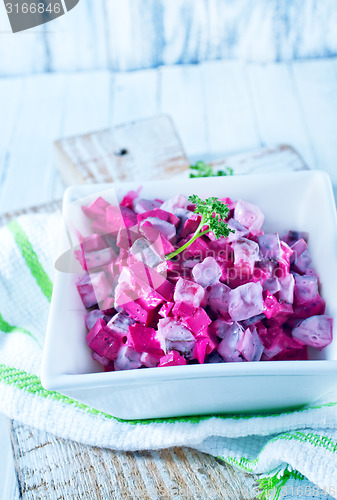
[114,148,129,156]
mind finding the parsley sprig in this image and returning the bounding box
[165,195,234,260]
[189,161,233,178]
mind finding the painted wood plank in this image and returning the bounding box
[201,60,261,156]
[0,10,46,75]
[112,69,159,124]
[159,64,208,156]
[10,420,260,500]
[45,0,108,72]
[0,415,19,500]
[105,0,162,72]
[0,78,23,186]
[55,115,189,184]
[291,59,337,184]
[247,62,316,168]
[50,71,112,200]
[0,74,67,212]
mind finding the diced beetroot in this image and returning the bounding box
[290,238,307,261]
[263,277,281,294]
[292,315,333,350]
[129,324,165,355]
[120,189,140,209]
[139,221,175,255]
[292,249,312,275]
[192,328,218,364]
[228,282,264,321]
[159,302,174,317]
[225,218,249,243]
[140,352,161,368]
[278,274,295,304]
[172,301,196,318]
[232,238,260,274]
[207,282,231,317]
[237,326,264,362]
[258,233,281,261]
[87,318,123,361]
[116,227,141,249]
[209,318,236,339]
[182,308,212,335]
[262,329,304,360]
[134,198,161,214]
[85,309,114,330]
[82,233,106,252]
[181,236,210,260]
[278,241,293,276]
[92,352,114,371]
[119,297,155,325]
[82,197,110,219]
[174,278,205,308]
[141,217,176,242]
[234,200,264,234]
[282,230,309,245]
[160,194,188,212]
[158,351,187,367]
[158,317,195,358]
[263,291,282,319]
[272,302,294,325]
[130,238,163,268]
[107,312,134,335]
[114,346,142,370]
[84,248,116,271]
[101,296,115,311]
[294,275,319,302]
[219,197,236,211]
[130,261,174,301]
[136,291,163,312]
[180,213,202,239]
[192,257,222,287]
[217,322,244,362]
[76,272,110,308]
[74,243,88,271]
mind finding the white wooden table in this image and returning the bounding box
[1,58,337,498]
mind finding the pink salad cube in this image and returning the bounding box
[258,233,281,261]
[174,278,205,308]
[217,322,244,362]
[140,352,161,368]
[86,318,123,361]
[207,282,231,317]
[114,346,142,371]
[278,274,295,304]
[234,200,264,234]
[237,326,264,362]
[192,328,218,364]
[228,282,264,321]
[141,217,176,242]
[128,324,165,356]
[158,351,187,367]
[82,197,110,219]
[158,317,195,358]
[160,194,188,212]
[182,308,212,335]
[76,272,110,308]
[82,233,106,252]
[232,238,260,274]
[84,248,116,271]
[134,198,162,214]
[192,256,222,287]
[292,315,333,350]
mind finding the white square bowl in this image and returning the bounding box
[41,171,337,420]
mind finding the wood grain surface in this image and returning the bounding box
[10,420,260,500]
[1,0,337,76]
[55,115,189,185]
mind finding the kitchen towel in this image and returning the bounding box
[0,212,336,500]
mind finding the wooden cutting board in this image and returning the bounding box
[2,124,308,499]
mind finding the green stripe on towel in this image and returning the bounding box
[7,220,53,302]
[0,313,41,347]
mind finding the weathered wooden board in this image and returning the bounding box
[3,0,337,76]
[10,420,260,500]
[54,115,189,185]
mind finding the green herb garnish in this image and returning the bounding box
[189,161,233,178]
[165,195,234,260]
